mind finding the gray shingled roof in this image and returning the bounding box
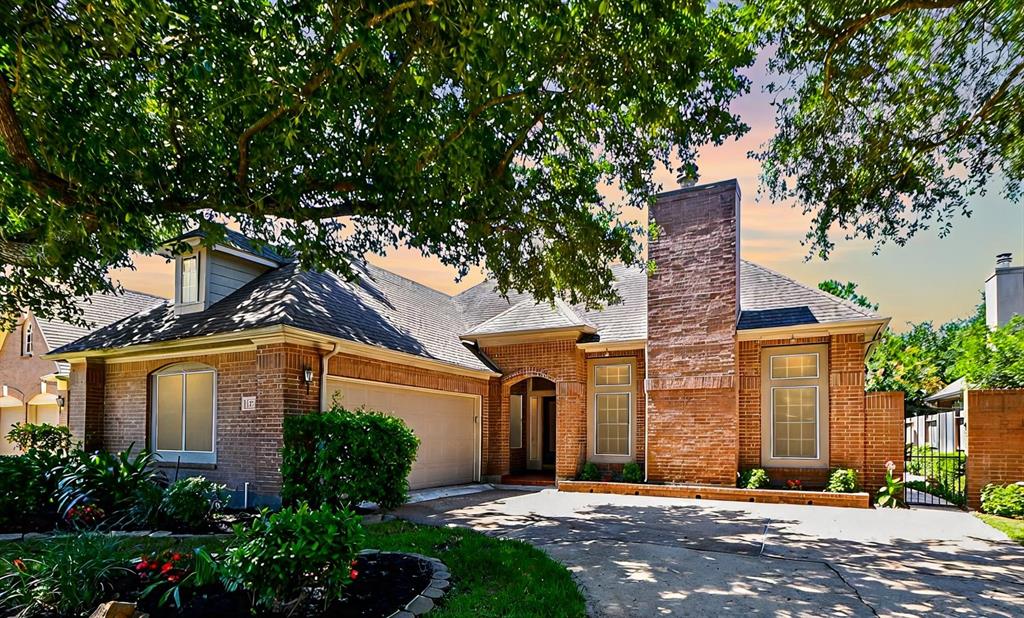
[738,261,881,330]
[168,227,291,265]
[49,261,494,373]
[50,250,882,371]
[36,290,165,375]
[465,298,595,336]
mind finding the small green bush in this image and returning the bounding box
[0,456,49,530]
[578,461,600,481]
[214,503,364,613]
[622,462,644,483]
[57,447,164,527]
[826,468,859,493]
[738,468,770,489]
[281,407,420,511]
[980,483,1024,518]
[7,423,74,453]
[0,533,134,616]
[161,476,228,530]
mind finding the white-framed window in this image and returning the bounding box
[595,392,630,455]
[770,353,819,379]
[761,344,829,468]
[152,363,216,463]
[180,255,200,304]
[595,364,631,387]
[22,321,33,356]
[588,358,636,461]
[509,394,523,449]
[771,386,818,459]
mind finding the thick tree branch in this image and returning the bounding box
[0,74,74,205]
[822,0,967,96]
[494,107,548,179]
[417,90,532,172]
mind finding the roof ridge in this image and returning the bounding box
[740,259,879,319]
[552,297,593,327]
[464,298,531,334]
[364,262,458,301]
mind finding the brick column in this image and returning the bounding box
[965,389,1024,509]
[555,380,587,481]
[67,360,105,451]
[829,333,867,475]
[254,343,322,494]
[646,180,740,485]
[864,391,904,494]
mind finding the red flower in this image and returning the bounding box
[136,560,149,571]
[12,559,26,572]
[160,563,173,574]
[171,553,182,562]
[349,569,359,580]
[167,575,180,583]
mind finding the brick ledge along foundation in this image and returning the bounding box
[558,480,871,509]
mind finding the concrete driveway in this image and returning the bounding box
[395,489,1024,617]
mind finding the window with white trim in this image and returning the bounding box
[761,344,829,468]
[22,322,33,356]
[180,255,199,304]
[152,364,215,463]
[589,360,635,460]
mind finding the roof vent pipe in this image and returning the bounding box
[996,252,1013,268]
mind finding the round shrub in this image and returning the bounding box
[281,407,420,511]
[622,461,644,484]
[980,483,1024,518]
[0,456,49,530]
[578,461,600,482]
[161,476,228,530]
[215,503,365,613]
[738,468,770,490]
[826,468,859,493]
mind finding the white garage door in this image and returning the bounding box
[325,378,479,489]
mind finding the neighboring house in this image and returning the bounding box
[912,252,1024,454]
[0,291,164,454]
[48,180,899,504]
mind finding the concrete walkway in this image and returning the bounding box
[395,489,1024,617]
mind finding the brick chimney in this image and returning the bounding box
[645,179,740,485]
[985,252,1024,329]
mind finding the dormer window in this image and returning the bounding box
[22,321,33,356]
[181,255,199,304]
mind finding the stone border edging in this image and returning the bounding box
[357,549,450,617]
[0,530,232,542]
[559,480,871,509]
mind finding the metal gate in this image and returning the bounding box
[904,409,967,507]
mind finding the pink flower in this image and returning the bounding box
[885,461,896,474]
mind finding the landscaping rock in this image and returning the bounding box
[429,578,449,590]
[0,533,23,541]
[148,530,171,537]
[22,532,49,540]
[422,587,443,599]
[431,568,450,580]
[88,601,146,618]
[358,548,380,556]
[405,595,434,615]
[388,612,415,618]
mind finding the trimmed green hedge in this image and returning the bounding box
[281,406,419,511]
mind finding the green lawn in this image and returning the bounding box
[977,514,1024,545]
[364,520,585,618]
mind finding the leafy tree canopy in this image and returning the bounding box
[0,0,756,328]
[752,1,1023,258]
[817,279,878,311]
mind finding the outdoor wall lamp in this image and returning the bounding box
[303,366,313,394]
[56,395,66,409]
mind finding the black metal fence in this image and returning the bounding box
[904,409,967,508]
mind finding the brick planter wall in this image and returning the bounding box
[559,480,871,509]
[966,389,1024,509]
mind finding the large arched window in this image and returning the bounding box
[151,363,216,463]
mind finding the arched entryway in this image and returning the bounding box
[505,376,557,485]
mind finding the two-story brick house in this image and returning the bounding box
[48,180,903,504]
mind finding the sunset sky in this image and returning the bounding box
[113,53,1024,331]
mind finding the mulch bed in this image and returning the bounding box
[140,552,433,617]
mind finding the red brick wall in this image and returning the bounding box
[739,334,903,490]
[966,389,1024,509]
[0,315,66,426]
[482,338,587,480]
[68,360,105,451]
[646,180,740,484]
[865,391,904,493]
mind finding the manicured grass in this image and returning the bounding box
[977,514,1024,545]
[364,520,585,618]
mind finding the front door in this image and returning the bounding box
[527,396,542,470]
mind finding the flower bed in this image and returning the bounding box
[559,480,871,508]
